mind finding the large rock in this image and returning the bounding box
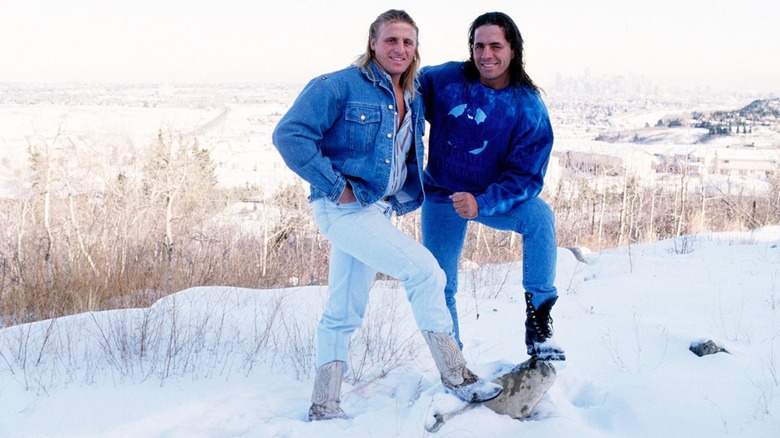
[483,358,556,419]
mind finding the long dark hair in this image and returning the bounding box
[465,12,539,92]
[354,9,420,97]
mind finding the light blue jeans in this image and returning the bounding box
[311,198,454,370]
[421,197,558,349]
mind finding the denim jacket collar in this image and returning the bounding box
[361,60,418,96]
[361,61,392,89]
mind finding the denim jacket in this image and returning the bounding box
[272,61,426,216]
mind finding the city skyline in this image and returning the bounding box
[2,0,779,95]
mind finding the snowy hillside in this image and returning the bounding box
[2,227,779,437]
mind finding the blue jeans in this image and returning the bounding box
[421,197,558,349]
[311,198,454,370]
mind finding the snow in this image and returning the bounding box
[0,89,303,199]
[2,228,780,437]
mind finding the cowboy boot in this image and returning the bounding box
[308,360,350,421]
[421,331,503,403]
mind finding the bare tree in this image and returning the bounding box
[27,129,61,282]
[142,130,218,266]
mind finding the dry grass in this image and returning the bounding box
[1,171,778,327]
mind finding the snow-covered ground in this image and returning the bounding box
[1,227,779,437]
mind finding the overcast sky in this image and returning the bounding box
[2,0,779,94]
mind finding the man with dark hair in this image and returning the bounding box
[419,11,565,361]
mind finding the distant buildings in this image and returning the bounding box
[553,70,661,97]
[707,147,779,177]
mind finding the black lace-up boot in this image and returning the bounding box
[525,293,565,361]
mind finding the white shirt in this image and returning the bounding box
[384,91,413,199]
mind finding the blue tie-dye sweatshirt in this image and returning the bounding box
[419,61,554,216]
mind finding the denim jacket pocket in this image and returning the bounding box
[344,104,381,152]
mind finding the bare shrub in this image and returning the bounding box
[0,138,329,327]
[0,282,436,393]
[347,281,423,383]
[5,155,774,328]
[549,167,778,253]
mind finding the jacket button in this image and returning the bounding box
[386,133,392,138]
[385,159,390,164]
[388,105,394,110]
[360,114,366,121]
